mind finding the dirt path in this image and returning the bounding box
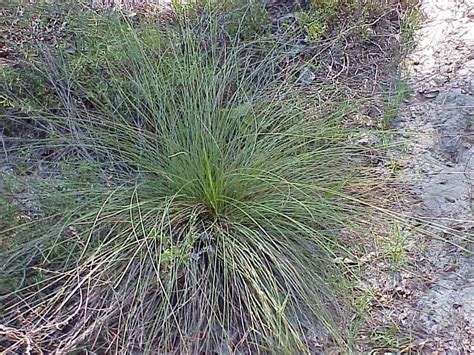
[395,0,473,352]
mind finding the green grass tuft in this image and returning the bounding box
[1,14,381,354]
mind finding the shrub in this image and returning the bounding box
[190,0,270,41]
[1,15,375,353]
[295,10,328,42]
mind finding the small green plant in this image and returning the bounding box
[295,0,355,42]
[0,186,48,301]
[0,64,53,113]
[307,0,356,13]
[353,288,375,314]
[380,79,411,145]
[401,3,421,48]
[228,0,270,40]
[296,10,328,41]
[369,325,412,351]
[382,223,407,269]
[0,195,21,242]
[191,0,270,41]
[308,0,337,11]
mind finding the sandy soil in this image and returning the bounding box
[394,0,473,352]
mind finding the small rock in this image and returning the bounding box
[297,67,315,85]
[433,76,449,86]
[422,89,440,99]
[333,257,357,265]
[356,133,379,146]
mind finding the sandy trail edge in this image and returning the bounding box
[395,0,473,351]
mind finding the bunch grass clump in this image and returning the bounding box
[1,14,374,353]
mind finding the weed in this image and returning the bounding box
[369,325,412,352]
[296,0,358,42]
[380,79,411,145]
[190,0,270,41]
[226,0,270,40]
[295,10,328,42]
[401,2,421,48]
[353,288,375,314]
[382,222,407,269]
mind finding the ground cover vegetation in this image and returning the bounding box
[0,0,418,352]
